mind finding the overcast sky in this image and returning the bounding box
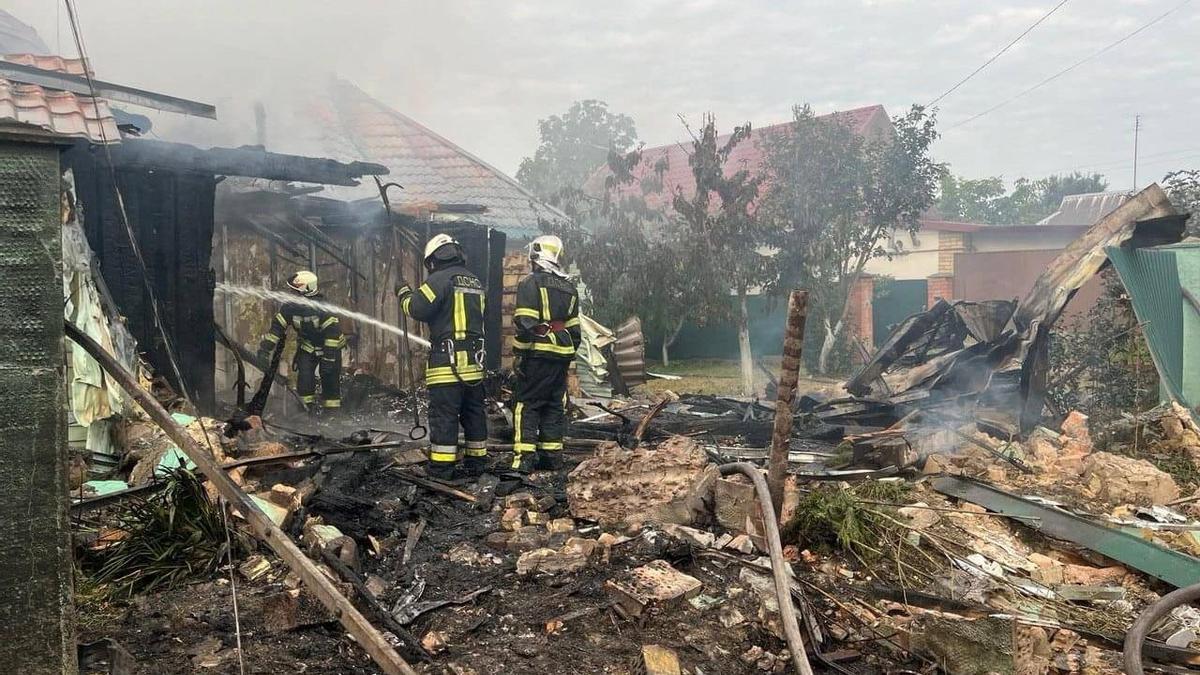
[10,0,1199,190]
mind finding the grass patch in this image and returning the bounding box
[782,480,912,560]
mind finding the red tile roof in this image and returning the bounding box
[290,78,565,239]
[0,54,119,143]
[585,105,890,211]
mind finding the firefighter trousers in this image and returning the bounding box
[428,382,489,466]
[512,358,569,462]
[295,349,341,409]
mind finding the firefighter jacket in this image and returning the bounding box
[259,294,345,357]
[513,270,580,362]
[398,264,486,387]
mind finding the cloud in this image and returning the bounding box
[4,0,1195,186]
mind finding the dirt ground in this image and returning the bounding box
[645,358,846,399]
[77,450,815,675]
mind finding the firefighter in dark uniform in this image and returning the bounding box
[511,234,580,473]
[396,234,489,480]
[258,270,344,413]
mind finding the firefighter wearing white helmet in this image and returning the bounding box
[396,233,489,479]
[510,234,579,473]
[258,270,345,412]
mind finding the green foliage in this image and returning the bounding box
[83,470,244,597]
[1163,169,1200,236]
[672,115,774,314]
[783,480,911,559]
[541,147,704,346]
[937,171,1109,224]
[759,104,942,375]
[517,100,638,205]
[1047,273,1159,437]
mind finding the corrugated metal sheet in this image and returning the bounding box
[613,316,646,388]
[0,54,119,143]
[1106,242,1200,419]
[1038,191,1132,226]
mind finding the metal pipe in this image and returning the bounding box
[718,462,815,675]
[1124,581,1200,674]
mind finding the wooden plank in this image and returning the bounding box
[65,321,418,675]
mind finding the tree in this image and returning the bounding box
[761,104,942,374]
[541,148,700,367]
[936,171,1108,224]
[673,115,773,394]
[1163,169,1200,236]
[517,100,638,204]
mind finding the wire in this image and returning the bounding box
[947,0,1194,131]
[928,0,1072,107]
[65,3,245,668]
[220,501,247,675]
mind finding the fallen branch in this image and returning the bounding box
[65,321,419,675]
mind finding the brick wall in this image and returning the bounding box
[500,252,527,370]
[937,231,968,275]
[845,275,875,352]
[927,273,955,308]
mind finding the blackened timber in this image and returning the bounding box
[103,138,388,186]
[64,321,419,675]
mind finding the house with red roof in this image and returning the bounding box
[584,104,1105,364]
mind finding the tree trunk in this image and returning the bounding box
[737,291,754,396]
[661,315,686,368]
[816,317,843,375]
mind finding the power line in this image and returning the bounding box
[947,0,1194,131]
[928,0,1071,107]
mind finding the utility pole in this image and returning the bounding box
[1133,114,1141,190]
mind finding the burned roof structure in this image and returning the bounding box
[836,183,1188,436]
[264,77,566,243]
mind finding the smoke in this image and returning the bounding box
[215,282,430,348]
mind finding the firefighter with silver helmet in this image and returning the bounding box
[257,270,345,412]
[396,234,489,479]
[510,234,580,473]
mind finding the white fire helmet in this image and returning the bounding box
[423,233,463,269]
[287,270,319,297]
[528,234,566,277]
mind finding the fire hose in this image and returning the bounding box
[718,462,815,675]
[1123,581,1200,675]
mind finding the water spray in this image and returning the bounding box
[215,282,432,349]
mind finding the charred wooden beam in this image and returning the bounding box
[65,321,418,675]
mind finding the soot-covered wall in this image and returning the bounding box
[66,146,216,411]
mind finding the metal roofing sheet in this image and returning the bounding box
[1037,191,1132,226]
[1107,242,1200,421]
[0,54,118,143]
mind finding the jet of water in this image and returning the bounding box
[215,282,431,348]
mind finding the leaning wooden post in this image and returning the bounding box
[65,322,419,675]
[767,290,808,518]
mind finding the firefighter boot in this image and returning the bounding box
[462,454,489,477]
[511,451,536,475]
[534,450,563,471]
[426,460,457,481]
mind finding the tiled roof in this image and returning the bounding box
[584,104,890,211]
[0,54,119,143]
[286,78,565,240]
[1036,191,1132,226]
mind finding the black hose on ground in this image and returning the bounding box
[718,462,815,675]
[1124,581,1200,675]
